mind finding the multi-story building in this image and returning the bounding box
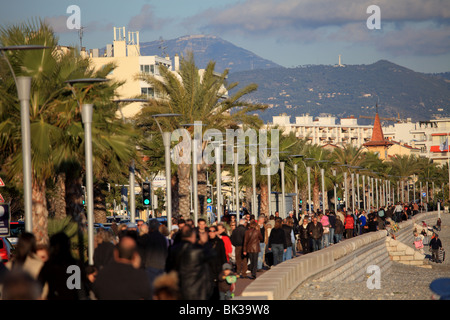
[411,118,450,165]
[271,113,373,147]
[87,26,177,118]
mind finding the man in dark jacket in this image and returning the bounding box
[230,219,247,276]
[207,225,227,299]
[137,219,168,296]
[430,233,443,263]
[307,216,323,252]
[165,225,215,300]
[93,236,151,300]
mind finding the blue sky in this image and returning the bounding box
[1,0,450,73]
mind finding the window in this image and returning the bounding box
[141,87,154,98]
[140,64,156,74]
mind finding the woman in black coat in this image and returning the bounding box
[298,219,310,254]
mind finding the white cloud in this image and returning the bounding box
[188,0,450,56]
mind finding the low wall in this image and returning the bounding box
[237,211,441,300]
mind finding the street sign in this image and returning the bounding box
[0,177,4,187]
[0,203,10,237]
[0,193,4,203]
[206,205,213,212]
[422,192,426,197]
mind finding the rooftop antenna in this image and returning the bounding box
[158,36,167,57]
[78,26,85,49]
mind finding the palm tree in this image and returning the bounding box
[135,52,267,220]
[0,20,140,244]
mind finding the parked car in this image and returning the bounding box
[7,221,25,246]
[0,237,12,264]
[155,217,167,226]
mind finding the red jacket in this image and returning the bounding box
[220,233,233,262]
[344,215,354,230]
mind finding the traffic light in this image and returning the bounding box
[142,181,151,206]
[81,186,86,206]
[206,187,212,204]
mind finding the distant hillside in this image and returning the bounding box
[139,34,281,73]
[227,60,450,123]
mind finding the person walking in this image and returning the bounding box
[93,235,151,300]
[38,232,81,300]
[217,223,233,262]
[6,232,43,280]
[165,225,215,300]
[282,218,294,261]
[243,220,263,280]
[93,228,115,271]
[429,233,443,263]
[320,213,331,248]
[230,219,247,277]
[307,216,324,252]
[207,225,228,299]
[257,215,267,271]
[344,212,355,239]
[137,219,169,297]
[357,211,368,235]
[328,211,336,245]
[298,218,311,254]
[268,218,287,266]
[334,216,344,243]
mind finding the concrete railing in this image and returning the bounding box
[236,211,441,300]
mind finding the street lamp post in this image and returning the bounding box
[333,169,337,213]
[251,155,258,217]
[66,78,109,265]
[362,175,366,211]
[214,143,222,223]
[307,166,312,215]
[234,151,240,224]
[113,98,147,223]
[266,159,272,217]
[0,45,49,233]
[152,113,181,232]
[294,164,298,215]
[280,161,286,218]
[356,173,360,210]
[17,76,33,231]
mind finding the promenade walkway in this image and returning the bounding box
[288,213,449,300]
[234,212,449,299]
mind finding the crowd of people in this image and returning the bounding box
[0,200,441,300]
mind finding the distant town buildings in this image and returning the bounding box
[271,113,373,147]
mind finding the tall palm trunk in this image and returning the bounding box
[32,179,49,246]
[177,163,191,220]
[53,172,67,220]
[197,163,208,219]
[94,182,107,224]
[300,185,308,215]
[260,183,268,216]
[313,176,320,212]
[65,171,86,227]
[171,174,179,219]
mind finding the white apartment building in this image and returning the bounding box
[382,117,450,163]
[87,27,176,118]
[272,114,373,147]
